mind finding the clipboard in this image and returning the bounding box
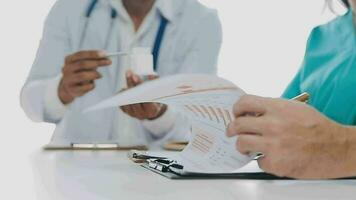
[140,158,291,180]
[140,158,356,180]
[43,143,148,151]
[141,163,289,180]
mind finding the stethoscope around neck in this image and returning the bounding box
[79,0,168,71]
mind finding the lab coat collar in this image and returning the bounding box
[155,0,179,22]
[103,0,182,22]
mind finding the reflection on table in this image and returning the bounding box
[31,150,356,200]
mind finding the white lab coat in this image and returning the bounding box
[21,0,222,146]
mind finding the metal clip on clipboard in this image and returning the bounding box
[43,143,147,150]
[147,158,184,173]
[127,150,169,163]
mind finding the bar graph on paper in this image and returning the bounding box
[87,74,253,173]
[150,83,239,130]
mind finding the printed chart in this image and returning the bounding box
[87,74,252,173]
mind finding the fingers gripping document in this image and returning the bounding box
[86,74,252,174]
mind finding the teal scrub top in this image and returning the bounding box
[282,11,356,125]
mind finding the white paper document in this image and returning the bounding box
[86,74,252,173]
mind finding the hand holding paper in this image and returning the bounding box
[120,70,166,120]
[86,74,253,173]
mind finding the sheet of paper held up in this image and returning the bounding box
[86,74,252,173]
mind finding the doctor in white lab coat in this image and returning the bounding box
[21,0,222,147]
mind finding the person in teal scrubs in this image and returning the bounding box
[282,0,356,125]
[227,0,356,179]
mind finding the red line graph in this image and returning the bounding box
[152,86,237,101]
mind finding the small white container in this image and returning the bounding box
[130,47,156,76]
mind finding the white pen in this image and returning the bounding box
[106,51,128,58]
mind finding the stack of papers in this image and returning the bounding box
[86,74,253,173]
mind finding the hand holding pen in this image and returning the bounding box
[59,50,112,104]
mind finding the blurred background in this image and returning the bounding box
[0,0,345,199]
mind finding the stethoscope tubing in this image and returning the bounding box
[79,0,167,70]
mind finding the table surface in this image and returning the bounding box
[31,150,356,200]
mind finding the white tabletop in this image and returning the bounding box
[31,150,356,200]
